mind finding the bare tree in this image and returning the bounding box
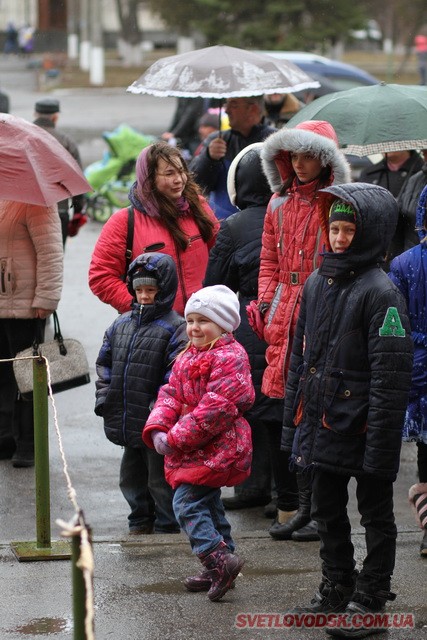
[115,0,143,66]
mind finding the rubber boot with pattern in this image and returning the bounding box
[199,542,244,602]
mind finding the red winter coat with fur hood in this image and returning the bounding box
[258,120,351,399]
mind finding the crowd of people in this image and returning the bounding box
[1,70,426,638]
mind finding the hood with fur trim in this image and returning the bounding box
[227,142,272,210]
[261,120,351,193]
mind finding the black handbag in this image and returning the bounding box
[13,311,90,398]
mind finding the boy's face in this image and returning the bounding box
[329,221,357,253]
[186,313,223,347]
[134,285,158,305]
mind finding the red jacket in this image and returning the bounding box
[258,121,351,398]
[89,196,219,315]
[143,334,255,489]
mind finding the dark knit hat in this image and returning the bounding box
[132,270,158,290]
[35,98,60,114]
[328,199,357,224]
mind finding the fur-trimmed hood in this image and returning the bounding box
[226,142,272,210]
[261,120,351,193]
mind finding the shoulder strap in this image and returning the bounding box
[125,205,134,275]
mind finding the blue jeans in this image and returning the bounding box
[173,484,235,556]
[119,445,179,533]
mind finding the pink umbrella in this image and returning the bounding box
[0,113,92,206]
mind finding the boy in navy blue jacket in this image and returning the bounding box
[95,252,187,534]
[282,184,413,638]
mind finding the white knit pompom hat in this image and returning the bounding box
[184,285,241,333]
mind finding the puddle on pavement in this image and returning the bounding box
[244,566,316,577]
[6,617,72,635]
[123,566,314,596]
[133,580,186,594]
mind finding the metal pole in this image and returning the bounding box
[33,357,51,548]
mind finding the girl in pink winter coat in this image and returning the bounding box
[143,285,255,602]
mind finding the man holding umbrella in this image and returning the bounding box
[127,45,318,220]
[190,96,276,220]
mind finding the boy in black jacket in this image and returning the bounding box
[95,252,187,535]
[282,183,414,638]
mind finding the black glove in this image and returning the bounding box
[94,403,104,417]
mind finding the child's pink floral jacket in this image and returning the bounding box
[143,334,255,489]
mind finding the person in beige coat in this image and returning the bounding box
[0,200,63,467]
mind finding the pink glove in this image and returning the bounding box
[246,300,265,341]
[152,430,174,456]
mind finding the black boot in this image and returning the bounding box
[11,398,34,468]
[294,575,356,614]
[421,528,427,557]
[0,436,16,460]
[326,589,396,638]
[269,472,311,540]
[291,519,320,541]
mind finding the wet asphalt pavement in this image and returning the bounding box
[0,55,426,640]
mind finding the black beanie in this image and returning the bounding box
[328,199,357,225]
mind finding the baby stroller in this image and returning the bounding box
[85,124,155,222]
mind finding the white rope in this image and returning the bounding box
[1,354,95,640]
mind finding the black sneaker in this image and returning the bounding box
[326,590,396,638]
[128,524,154,535]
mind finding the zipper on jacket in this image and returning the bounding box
[174,240,188,306]
[121,307,143,445]
[187,234,201,247]
[143,242,165,252]
[0,259,9,294]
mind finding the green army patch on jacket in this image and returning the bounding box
[378,307,406,337]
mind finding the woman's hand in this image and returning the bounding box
[34,308,52,319]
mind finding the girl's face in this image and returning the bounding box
[329,221,357,253]
[155,157,188,201]
[290,152,323,183]
[134,285,158,305]
[186,313,223,347]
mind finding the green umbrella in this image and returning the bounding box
[286,82,427,156]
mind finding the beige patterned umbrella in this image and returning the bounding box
[127,45,319,99]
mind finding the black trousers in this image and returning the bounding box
[417,441,427,482]
[0,318,45,446]
[267,421,299,511]
[311,467,396,594]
